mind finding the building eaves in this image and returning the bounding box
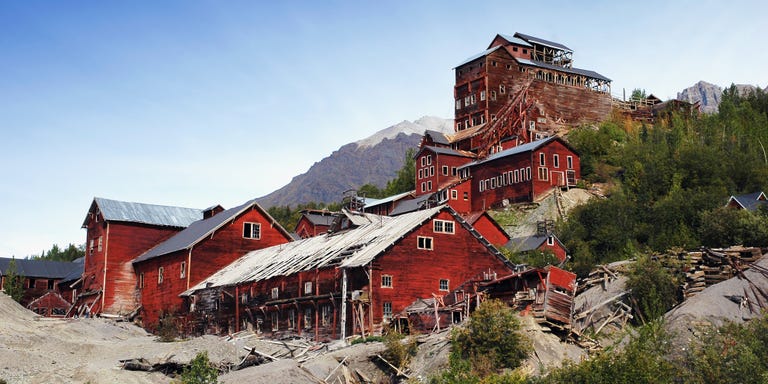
[363,190,413,209]
[0,258,82,279]
[495,34,534,48]
[458,136,558,169]
[424,130,451,146]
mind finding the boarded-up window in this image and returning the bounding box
[157,267,164,285]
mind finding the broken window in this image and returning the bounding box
[288,309,296,330]
[243,222,261,240]
[321,305,331,327]
[271,287,279,299]
[180,261,186,279]
[139,272,145,289]
[158,267,164,285]
[304,307,313,329]
[271,312,279,331]
[97,236,103,252]
[304,281,312,295]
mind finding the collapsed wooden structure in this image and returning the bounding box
[402,265,577,333]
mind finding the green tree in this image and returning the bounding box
[178,351,218,384]
[33,243,85,261]
[630,88,647,101]
[450,299,530,375]
[384,148,416,196]
[358,183,385,199]
[2,258,25,302]
[626,256,678,323]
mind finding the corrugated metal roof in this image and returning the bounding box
[454,45,503,68]
[302,212,336,226]
[514,32,571,52]
[133,199,290,264]
[389,194,433,216]
[505,235,547,253]
[0,257,82,279]
[425,146,477,158]
[86,197,203,228]
[458,136,557,169]
[515,58,611,82]
[363,190,413,210]
[182,206,448,295]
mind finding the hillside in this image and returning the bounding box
[256,116,453,208]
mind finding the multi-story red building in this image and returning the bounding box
[182,206,515,339]
[77,197,204,317]
[132,199,292,328]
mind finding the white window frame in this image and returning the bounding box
[439,279,449,291]
[417,236,434,250]
[97,236,103,252]
[553,154,560,168]
[430,166,435,176]
[180,261,186,279]
[427,181,432,191]
[381,274,393,288]
[157,267,164,285]
[480,90,486,101]
[455,99,461,110]
[421,156,427,167]
[527,167,532,180]
[304,281,312,295]
[567,156,573,169]
[451,190,458,200]
[271,287,279,299]
[470,94,476,104]
[539,152,546,166]
[288,309,296,330]
[243,222,261,240]
[418,169,423,179]
[547,236,555,246]
[442,165,449,175]
[139,272,145,289]
[383,302,393,320]
[538,167,549,181]
[500,84,505,94]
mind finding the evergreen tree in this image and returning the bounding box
[2,258,25,302]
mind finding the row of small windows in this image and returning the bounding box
[270,305,332,331]
[420,181,432,193]
[89,236,103,254]
[420,155,432,167]
[381,274,449,292]
[479,167,532,192]
[456,114,487,130]
[138,261,187,288]
[433,219,455,234]
[418,166,435,179]
[538,153,574,169]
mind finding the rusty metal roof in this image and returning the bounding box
[516,57,611,82]
[84,197,202,228]
[514,32,571,52]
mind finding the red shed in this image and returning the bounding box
[461,211,510,246]
[27,291,72,317]
[414,146,476,197]
[77,197,204,317]
[182,205,516,340]
[504,230,568,263]
[132,199,292,328]
[294,209,335,239]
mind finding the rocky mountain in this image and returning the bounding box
[677,80,766,113]
[256,116,454,208]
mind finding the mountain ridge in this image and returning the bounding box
[256,117,453,208]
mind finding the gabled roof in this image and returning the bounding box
[363,190,413,210]
[461,211,510,241]
[459,136,570,169]
[83,197,203,228]
[298,210,336,227]
[514,32,572,52]
[455,45,504,68]
[389,193,433,216]
[58,257,84,285]
[493,33,534,48]
[448,123,486,144]
[182,206,510,295]
[416,145,477,159]
[504,232,565,253]
[514,57,611,82]
[424,130,451,146]
[133,199,291,264]
[727,192,768,211]
[0,257,82,279]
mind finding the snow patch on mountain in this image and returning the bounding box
[355,116,454,149]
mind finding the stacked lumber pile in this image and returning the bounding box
[659,247,765,299]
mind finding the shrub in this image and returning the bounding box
[178,351,218,384]
[382,331,418,369]
[156,313,179,342]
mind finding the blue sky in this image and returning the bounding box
[1,1,766,257]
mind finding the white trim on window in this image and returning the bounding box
[417,236,434,250]
[243,222,261,240]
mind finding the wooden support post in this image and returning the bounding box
[235,285,240,333]
[340,268,348,340]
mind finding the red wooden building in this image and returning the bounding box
[453,33,611,139]
[462,211,510,246]
[132,199,292,328]
[27,291,72,317]
[363,191,414,216]
[414,146,476,197]
[459,136,580,211]
[294,209,336,238]
[182,205,516,340]
[76,197,204,317]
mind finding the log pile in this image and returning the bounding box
[659,247,765,299]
